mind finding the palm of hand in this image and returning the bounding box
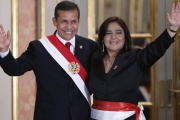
[169,11,180,27]
[0,24,11,52]
[168,2,180,29]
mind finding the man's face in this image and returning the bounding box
[53,10,80,41]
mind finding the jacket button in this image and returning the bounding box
[104,82,107,85]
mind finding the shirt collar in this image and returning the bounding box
[56,32,75,48]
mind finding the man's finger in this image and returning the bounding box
[0,24,5,33]
[7,30,11,40]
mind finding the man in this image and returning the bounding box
[0,1,98,120]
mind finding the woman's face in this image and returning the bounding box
[103,22,125,54]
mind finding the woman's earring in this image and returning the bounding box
[102,42,104,52]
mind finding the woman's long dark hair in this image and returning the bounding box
[96,17,131,58]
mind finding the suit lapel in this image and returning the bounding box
[93,58,106,81]
[74,35,84,63]
[93,55,130,81]
[106,55,130,80]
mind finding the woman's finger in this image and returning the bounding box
[172,3,175,15]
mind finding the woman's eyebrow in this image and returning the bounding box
[116,30,122,31]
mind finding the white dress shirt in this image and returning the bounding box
[56,33,75,55]
[0,49,9,58]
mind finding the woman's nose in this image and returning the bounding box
[111,33,116,39]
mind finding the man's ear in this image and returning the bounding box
[78,18,81,27]
[52,17,57,27]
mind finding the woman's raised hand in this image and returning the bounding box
[167,2,180,31]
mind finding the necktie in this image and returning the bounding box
[65,42,71,49]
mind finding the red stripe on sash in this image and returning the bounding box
[46,35,88,85]
[92,99,141,120]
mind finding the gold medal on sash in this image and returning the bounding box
[68,62,80,74]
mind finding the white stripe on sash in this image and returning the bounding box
[91,105,146,120]
[39,37,91,105]
[91,108,135,120]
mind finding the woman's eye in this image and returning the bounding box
[116,31,122,34]
[106,32,111,35]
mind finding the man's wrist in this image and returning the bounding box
[0,49,9,58]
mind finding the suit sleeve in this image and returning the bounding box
[137,29,175,71]
[0,41,35,76]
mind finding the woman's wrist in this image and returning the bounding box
[168,25,179,32]
[167,26,177,38]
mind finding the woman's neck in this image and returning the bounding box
[103,51,118,73]
[107,51,118,59]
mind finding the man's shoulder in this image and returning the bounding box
[29,40,41,44]
[75,35,96,44]
[28,40,43,48]
[75,34,90,40]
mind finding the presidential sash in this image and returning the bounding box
[39,35,91,106]
[91,99,146,120]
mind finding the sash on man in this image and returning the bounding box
[39,35,91,106]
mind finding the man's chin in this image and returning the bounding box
[63,36,74,41]
[65,35,76,40]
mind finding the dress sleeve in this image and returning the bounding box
[137,29,175,71]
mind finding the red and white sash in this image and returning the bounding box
[39,35,91,106]
[91,99,146,120]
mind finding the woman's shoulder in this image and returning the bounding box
[91,51,102,64]
[120,48,142,57]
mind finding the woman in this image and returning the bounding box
[89,3,180,120]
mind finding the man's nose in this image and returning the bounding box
[66,23,72,29]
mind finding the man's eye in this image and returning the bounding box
[62,20,67,23]
[72,20,77,23]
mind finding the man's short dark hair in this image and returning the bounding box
[54,1,80,20]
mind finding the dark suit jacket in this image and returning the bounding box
[0,35,98,120]
[89,30,174,120]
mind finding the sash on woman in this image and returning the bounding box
[39,35,91,106]
[91,99,146,120]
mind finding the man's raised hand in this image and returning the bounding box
[0,24,11,52]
